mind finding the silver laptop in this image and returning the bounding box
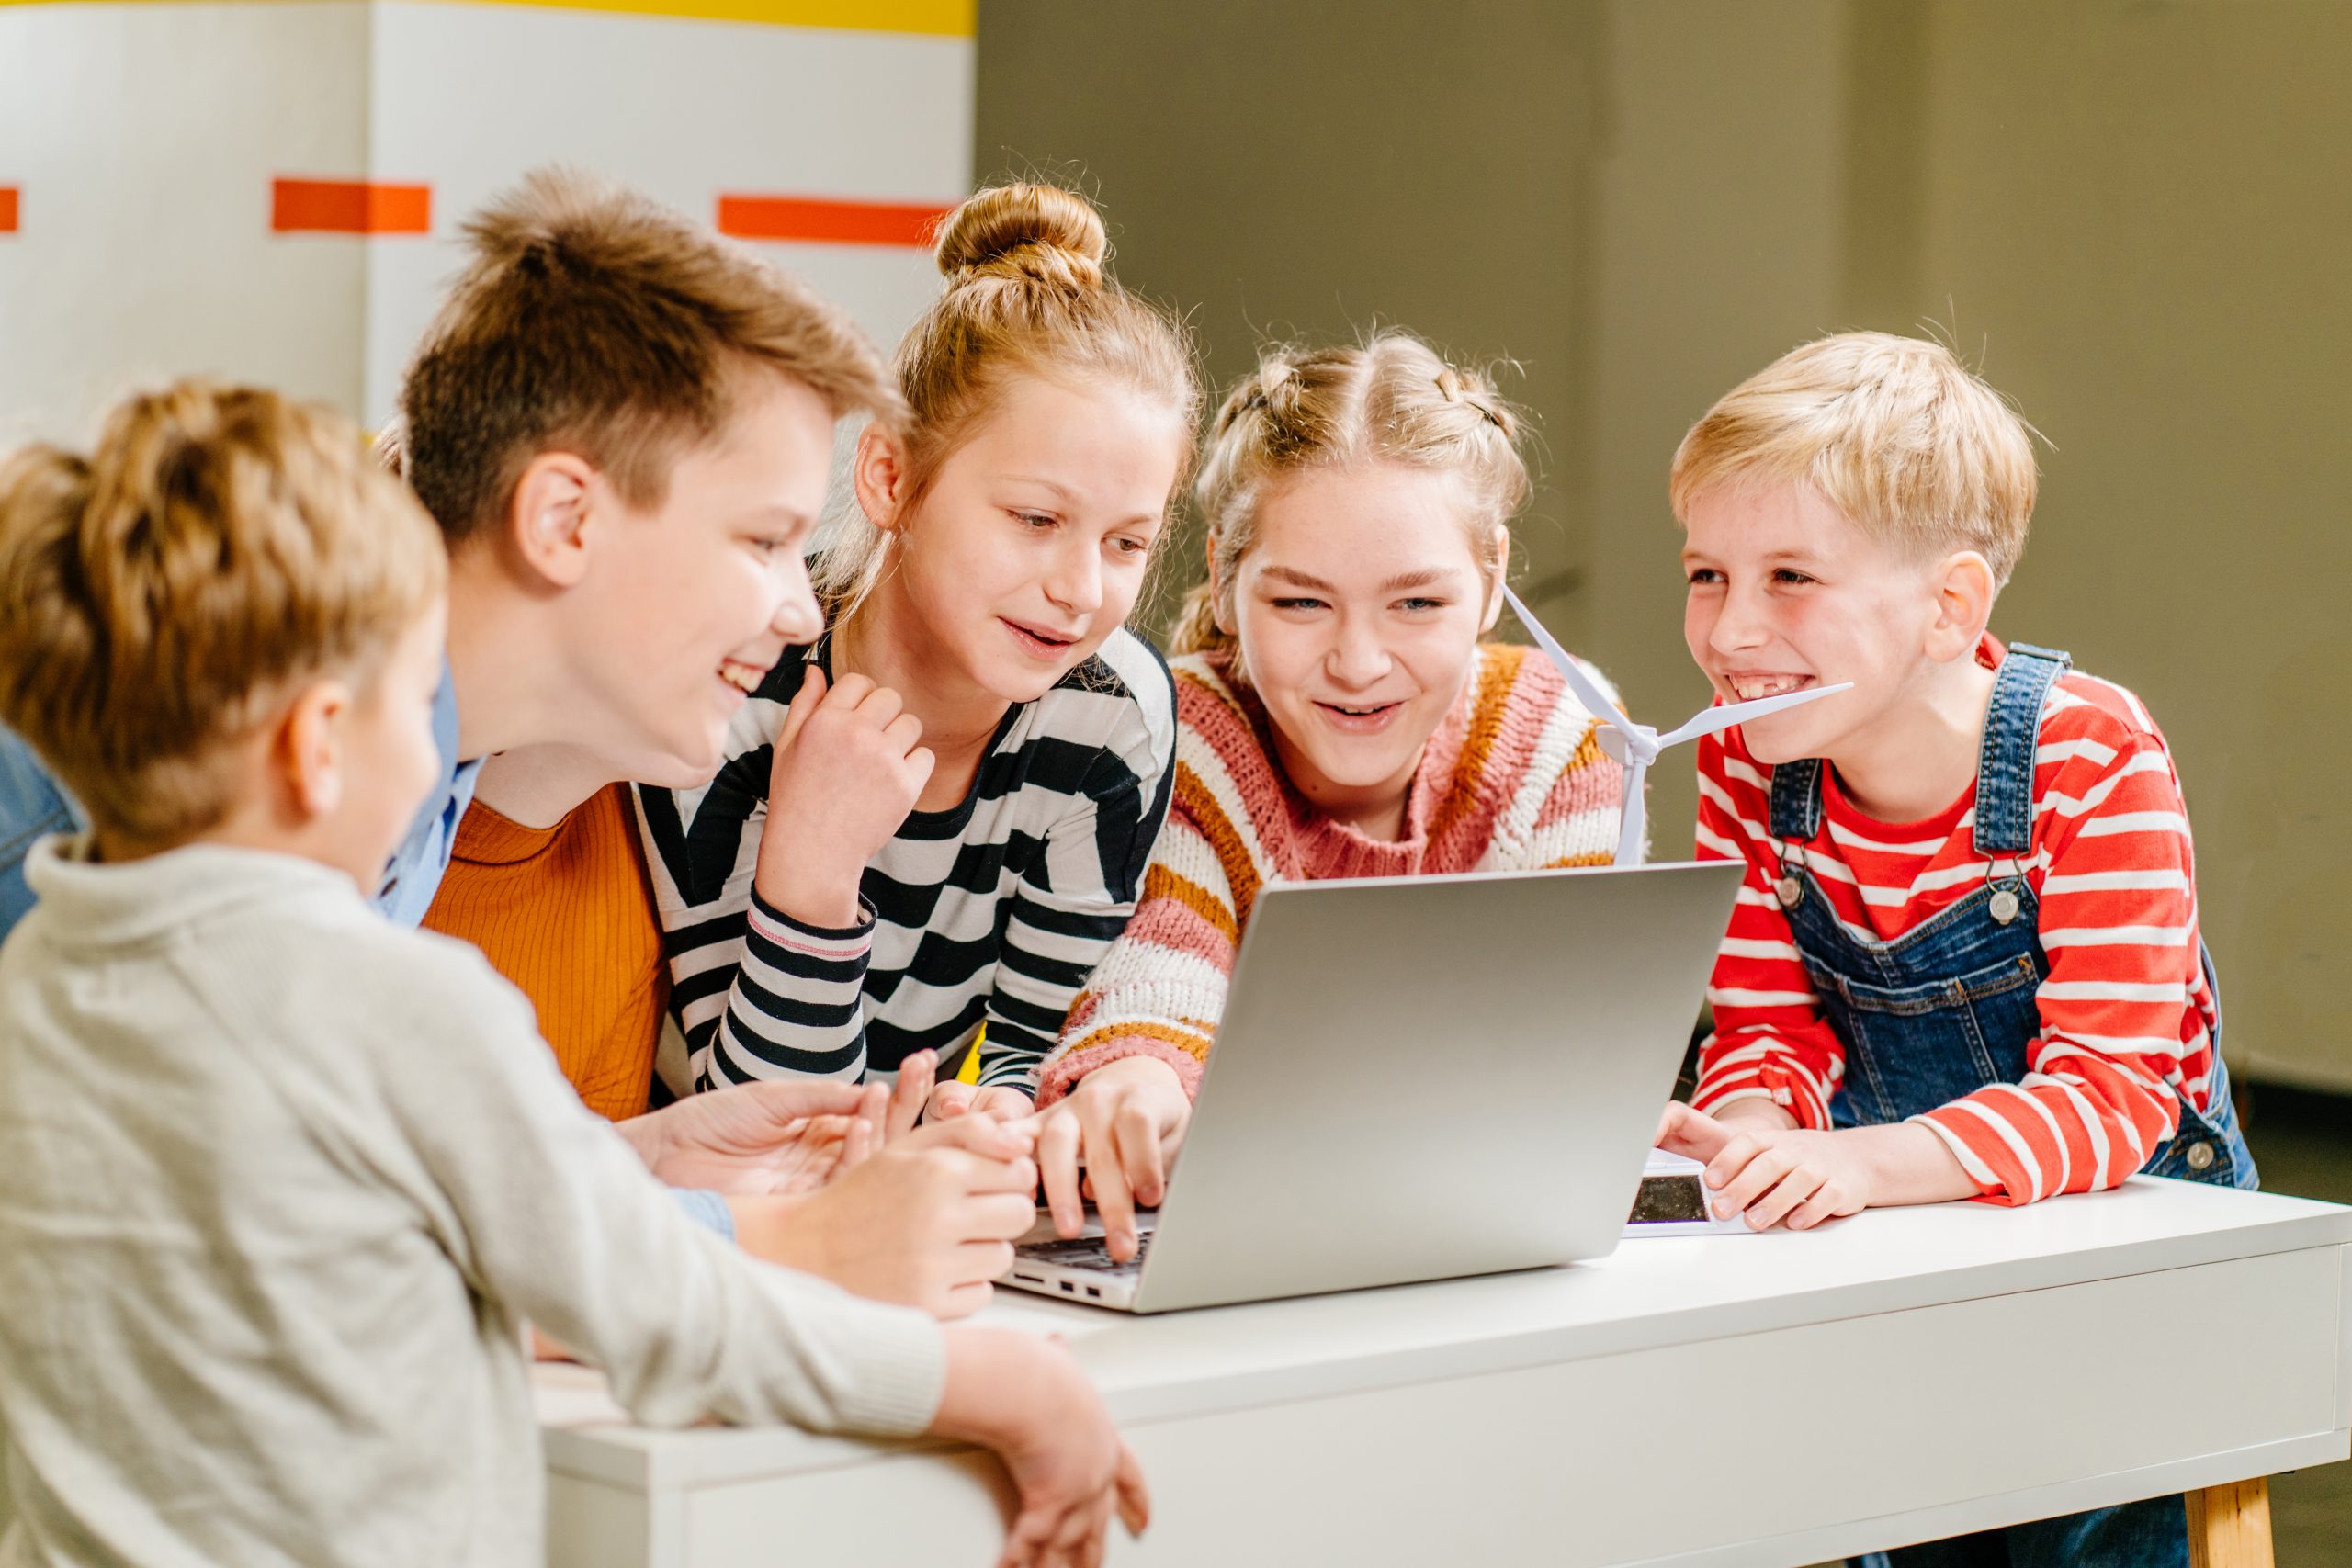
[1003,860,1744,1313]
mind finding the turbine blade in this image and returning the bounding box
[1501,587,1640,739]
[1656,682,1854,748]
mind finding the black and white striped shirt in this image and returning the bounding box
[637,627,1177,1094]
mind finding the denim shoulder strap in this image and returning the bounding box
[1767,756,1825,842]
[1972,642,2071,857]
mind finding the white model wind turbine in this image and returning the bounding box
[1502,587,1853,866]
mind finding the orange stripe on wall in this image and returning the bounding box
[717,194,953,248]
[271,178,431,235]
[0,187,17,234]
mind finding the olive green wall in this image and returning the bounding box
[975,0,2352,1089]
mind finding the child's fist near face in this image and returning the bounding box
[754,669,936,928]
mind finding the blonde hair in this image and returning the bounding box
[1172,332,1527,656]
[0,381,447,846]
[1669,331,2039,585]
[398,166,903,547]
[812,182,1199,615]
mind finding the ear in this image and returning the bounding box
[1924,549,1998,663]
[275,678,354,823]
[1478,526,1511,634]
[504,451,600,590]
[853,423,913,534]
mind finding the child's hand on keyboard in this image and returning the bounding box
[1035,1055,1192,1263]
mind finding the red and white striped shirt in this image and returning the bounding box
[1690,637,2218,1206]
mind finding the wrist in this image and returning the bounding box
[1080,1054,1184,1098]
[1709,1097,1801,1133]
[1858,1121,1977,1206]
[751,849,867,932]
[726,1191,816,1269]
[929,1327,1076,1451]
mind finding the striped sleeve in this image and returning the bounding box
[698,889,876,1088]
[972,701,1178,1091]
[1688,735,1846,1130]
[1911,712,2200,1204]
[1035,785,1239,1107]
[631,653,885,1092]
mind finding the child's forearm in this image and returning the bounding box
[1846,1122,1977,1207]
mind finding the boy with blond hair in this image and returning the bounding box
[0,381,1146,1568]
[1657,333,2250,1568]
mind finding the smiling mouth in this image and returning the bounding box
[1315,700,1403,727]
[717,660,769,696]
[1002,618,1080,656]
[1724,673,1815,701]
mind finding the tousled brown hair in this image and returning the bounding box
[811,181,1200,615]
[396,166,903,546]
[0,381,446,845]
[1173,333,1528,655]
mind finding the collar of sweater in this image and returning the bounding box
[1204,648,1485,882]
[22,834,369,950]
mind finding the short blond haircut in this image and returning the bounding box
[813,181,1200,615]
[0,381,447,846]
[1669,332,2039,585]
[1172,332,1527,656]
[397,167,904,547]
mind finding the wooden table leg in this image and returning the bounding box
[2188,1477,2275,1568]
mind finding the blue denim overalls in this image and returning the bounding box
[1764,644,2256,1568]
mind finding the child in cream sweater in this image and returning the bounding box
[0,382,1145,1568]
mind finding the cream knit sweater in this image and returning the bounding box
[0,839,943,1568]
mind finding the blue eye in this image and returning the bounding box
[1397,597,1445,613]
[1272,597,1327,612]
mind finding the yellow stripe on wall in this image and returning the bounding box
[0,0,973,38]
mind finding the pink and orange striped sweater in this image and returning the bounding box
[1036,643,1625,1106]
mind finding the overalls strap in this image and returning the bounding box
[1766,757,1824,843]
[1970,642,2071,857]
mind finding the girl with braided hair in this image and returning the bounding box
[1030,332,1630,1260]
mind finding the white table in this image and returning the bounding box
[539,1179,2352,1567]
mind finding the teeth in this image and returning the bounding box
[718,664,763,694]
[1730,675,1808,701]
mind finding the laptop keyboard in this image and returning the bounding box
[1015,1233,1151,1273]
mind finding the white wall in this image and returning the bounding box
[0,2,376,441]
[0,0,975,444]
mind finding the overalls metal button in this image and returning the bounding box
[2186,1141,2216,1172]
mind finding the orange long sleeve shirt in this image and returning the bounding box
[421,783,669,1122]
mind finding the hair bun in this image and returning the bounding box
[933,183,1108,290]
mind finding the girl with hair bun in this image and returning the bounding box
[640,182,1199,1122]
[1029,333,1629,1261]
